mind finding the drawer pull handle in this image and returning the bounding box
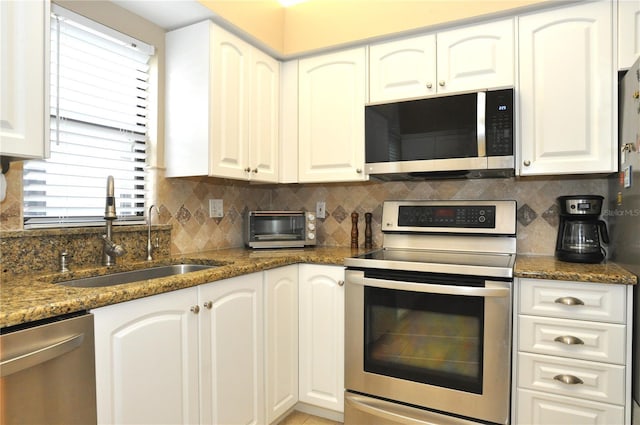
[554,296,584,306]
[553,374,584,385]
[554,335,584,345]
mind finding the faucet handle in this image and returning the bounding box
[102,234,126,257]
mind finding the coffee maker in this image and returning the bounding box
[555,195,609,263]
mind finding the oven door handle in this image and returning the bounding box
[359,277,510,298]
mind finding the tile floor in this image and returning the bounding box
[278,410,342,425]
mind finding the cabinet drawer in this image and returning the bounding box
[519,315,626,364]
[518,353,625,405]
[516,388,624,425]
[519,279,626,323]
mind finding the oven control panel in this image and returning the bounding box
[398,205,496,228]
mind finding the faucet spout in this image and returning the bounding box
[147,204,160,261]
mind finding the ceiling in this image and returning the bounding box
[111,0,217,31]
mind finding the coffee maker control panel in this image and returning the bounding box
[560,197,603,216]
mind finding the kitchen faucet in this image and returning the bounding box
[102,175,125,266]
[146,204,160,261]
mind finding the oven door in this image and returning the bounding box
[345,269,512,425]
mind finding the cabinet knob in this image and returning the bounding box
[190,305,200,314]
[244,167,251,173]
[203,301,213,309]
[356,168,362,174]
[252,168,258,174]
[523,160,531,167]
[338,280,345,287]
[554,296,584,306]
[554,335,584,345]
[553,374,584,385]
[426,82,433,89]
[438,80,445,87]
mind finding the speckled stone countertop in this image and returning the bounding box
[2,249,636,329]
[514,255,637,285]
[0,247,362,329]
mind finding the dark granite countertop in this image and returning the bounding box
[1,248,636,329]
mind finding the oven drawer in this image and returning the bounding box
[518,315,626,364]
[518,279,626,323]
[516,389,625,425]
[517,353,625,405]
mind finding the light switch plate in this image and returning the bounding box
[316,201,326,219]
[209,199,223,218]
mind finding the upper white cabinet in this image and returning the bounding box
[298,47,367,183]
[518,0,616,176]
[0,0,49,160]
[369,18,514,103]
[298,264,345,413]
[165,20,279,182]
[619,0,640,70]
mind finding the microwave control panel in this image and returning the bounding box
[486,89,514,157]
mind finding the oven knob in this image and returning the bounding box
[478,216,486,223]
[307,212,315,221]
[308,223,316,231]
[307,232,315,240]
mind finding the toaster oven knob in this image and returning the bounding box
[307,213,315,221]
[308,223,316,231]
[307,232,315,240]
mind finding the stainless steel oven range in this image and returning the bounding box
[344,200,516,425]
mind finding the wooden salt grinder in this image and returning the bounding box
[351,212,359,249]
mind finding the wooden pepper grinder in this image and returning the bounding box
[364,212,372,249]
[351,212,359,249]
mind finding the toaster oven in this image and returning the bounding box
[245,211,317,248]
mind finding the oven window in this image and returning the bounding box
[251,215,305,241]
[364,286,484,394]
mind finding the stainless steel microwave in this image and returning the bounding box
[245,211,317,249]
[365,88,514,179]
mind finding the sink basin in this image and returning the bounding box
[56,264,218,288]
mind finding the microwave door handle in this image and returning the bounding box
[360,276,509,298]
[477,91,486,157]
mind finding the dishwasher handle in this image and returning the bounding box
[1,333,85,378]
[358,276,510,298]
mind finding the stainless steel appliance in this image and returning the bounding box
[365,89,514,180]
[345,200,516,425]
[555,195,609,263]
[0,312,97,424]
[244,210,316,248]
[608,56,640,423]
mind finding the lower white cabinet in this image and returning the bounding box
[264,265,299,423]
[93,264,345,424]
[298,264,345,413]
[93,273,264,425]
[199,273,264,425]
[93,287,200,425]
[513,278,633,425]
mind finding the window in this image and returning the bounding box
[23,5,154,228]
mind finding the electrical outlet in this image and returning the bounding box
[316,201,326,219]
[209,199,223,218]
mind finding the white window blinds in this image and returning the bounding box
[23,5,154,228]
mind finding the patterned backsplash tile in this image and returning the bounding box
[1,164,609,258]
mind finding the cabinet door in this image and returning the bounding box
[92,287,199,425]
[436,18,514,94]
[518,1,615,175]
[298,264,345,412]
[199,273,264,425]
[211,25,251,180]
[517,389,624,425]
[298,48,367,183]
[264,265,299,423]
[618,0,640,70]
[369,34,436,102]
[0,0,48,159]
[249,49,280,183]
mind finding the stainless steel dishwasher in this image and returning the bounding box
[1,312,97,425]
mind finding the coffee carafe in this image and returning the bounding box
[555,195,609,263]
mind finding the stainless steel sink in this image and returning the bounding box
[56,264,218,288]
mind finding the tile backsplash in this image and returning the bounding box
[1,165,609,259]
